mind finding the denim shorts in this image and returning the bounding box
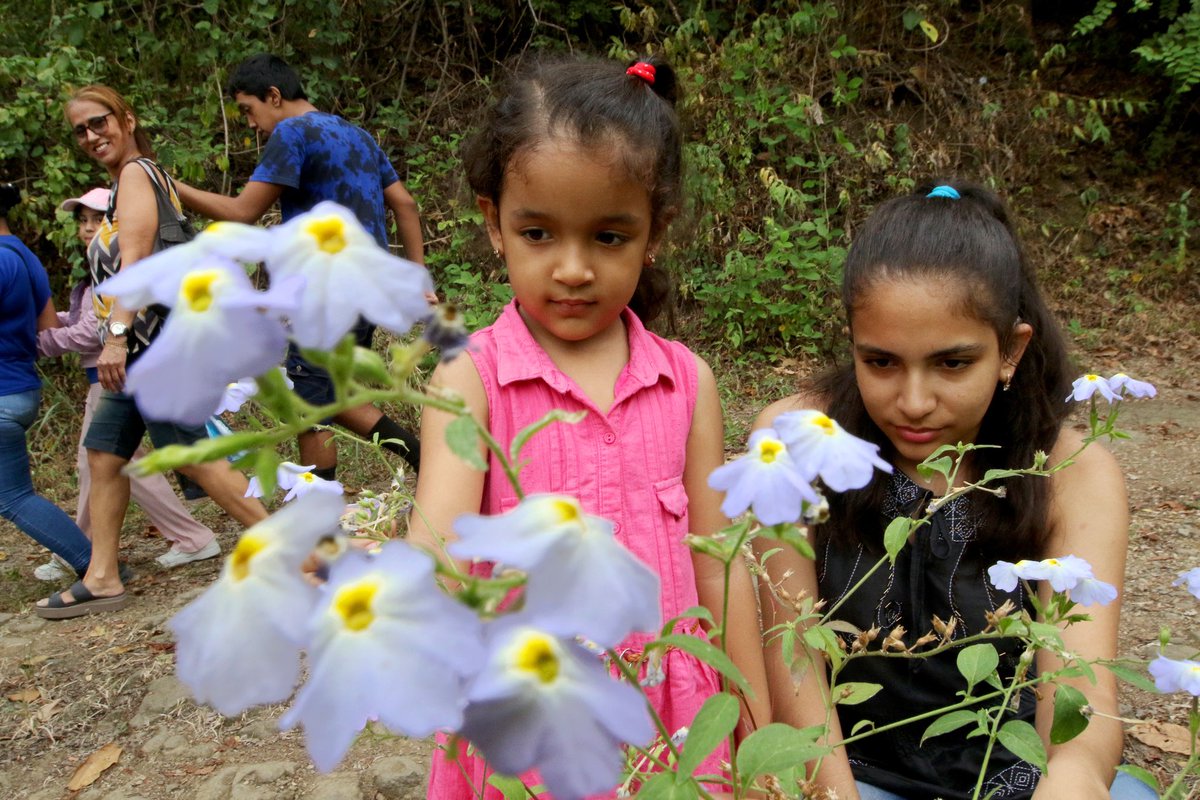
[286,320,376,408]
[82,389,208,460]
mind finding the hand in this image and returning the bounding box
[98,340,128,392]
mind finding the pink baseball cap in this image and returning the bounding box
[60,187,111,213]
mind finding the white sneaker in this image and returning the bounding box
[33,555,72,582]
[156,539,221,568]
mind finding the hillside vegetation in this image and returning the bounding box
[2,0,1197,360]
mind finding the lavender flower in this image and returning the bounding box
[266,202,434,349]
[1067,374,1118,404]
[1107,373,1157,399]
[216,369,294,414]
[707,429,818,524]
[1173,567,1200,600]
[988,555,1101,594]
[449,495,660,648]
[97,256,302,425]
[279,542,485,772]
[1067,576,1118,606]
[168,492,345,715]
[245,462,343,502]
[459,621,653,800]
[773,409,893,492]
[1148,655,1200,696]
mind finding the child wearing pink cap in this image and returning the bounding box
[34,188,220,580]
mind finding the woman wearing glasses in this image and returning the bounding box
[37,86,267,619]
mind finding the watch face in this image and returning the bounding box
[109,322,128,337]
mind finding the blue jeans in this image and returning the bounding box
[856,769,1158,799]
[0,389,91,574]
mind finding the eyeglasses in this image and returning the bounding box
[72,112,114,140]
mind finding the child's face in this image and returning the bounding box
[76,208,104,246]
[850,277,1030,480]
[479,138,655,348]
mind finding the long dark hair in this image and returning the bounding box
[461,53,682,324]
[815,181,1074,558]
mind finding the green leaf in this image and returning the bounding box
[921,709,980,745]
[1104,662,1161,693]
[997,720,1047,772]
[637,772,700,799]
[802,625,844,668]
[508,409,586,464]
[1114,764,1160,792]
[254,447,280,498]
[956,644,1000,691]
[445,415,487,471]
[675,693,739,782]
[917,455,953,481]
[486,774,531,800]
[834,681,882,706]
[883,517,913,564]
[661,606,715,638]
[655,634,750,695]
[735,723,826,788]
[1050,684,1091,744]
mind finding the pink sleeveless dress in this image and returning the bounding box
[427,301,727,798]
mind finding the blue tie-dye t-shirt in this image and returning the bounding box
[249,111,399,247]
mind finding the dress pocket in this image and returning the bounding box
[653,476,689,520]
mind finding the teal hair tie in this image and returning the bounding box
[927,185,960,200]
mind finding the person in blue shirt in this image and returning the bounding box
[177,54,426,482]
[0,181,102,610]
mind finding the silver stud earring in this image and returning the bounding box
[1002,374,1013,392]
[646,253,656,266]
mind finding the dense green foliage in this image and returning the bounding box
[2,0,1196,357]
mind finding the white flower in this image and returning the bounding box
[773,409,892,492]
[1067,374,1118,404]
[1148,655,1200,696]
[279,542,485,772]
[707,429,818,524]
[1173,567,1200,600]
[97,255,302,425]
[266,202,434,349]
[449,495,660,648]
[217,369,294,414]
[1108,373,1157,399]
[245,462,343,502]
[168,492,345,715]
[458,621,653,800]
[988,555,1098,594]
[1067,576,1118,606]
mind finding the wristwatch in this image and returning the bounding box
[107,320,129,338]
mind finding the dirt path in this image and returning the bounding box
[1,355,1197,799]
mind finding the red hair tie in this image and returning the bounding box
[626,62,656,85]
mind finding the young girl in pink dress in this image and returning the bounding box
[410,54,772,797]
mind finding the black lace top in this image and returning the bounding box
[817,470,1041,799]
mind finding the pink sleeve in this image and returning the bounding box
[37,286,101,358]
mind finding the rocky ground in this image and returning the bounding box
[0,351,1197,799]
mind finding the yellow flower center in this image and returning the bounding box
[208,221,230,235]
[1085,374,1101,382]
[514,632,560,684]
[550,498,581,525]
[180,269,222,312]
[758,439,784,464]
[1045,558,1060,566]
[811,414,837,435]
[300,472,315,483]
[333,577,381,632]
[230,534,267,582]
[306,217,347,254]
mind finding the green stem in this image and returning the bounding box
[970,657,1029,800]
[1161,697,1199,800]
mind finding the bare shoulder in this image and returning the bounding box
[429,349,485,398]
[692,352,717,392]
[1047,426,1123,488]
[1045,426,1128,555]
[753,390,828,432]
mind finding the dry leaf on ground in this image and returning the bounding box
[1129,720,1192,756]
[67,742,122,791]
[6,688,40,702]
